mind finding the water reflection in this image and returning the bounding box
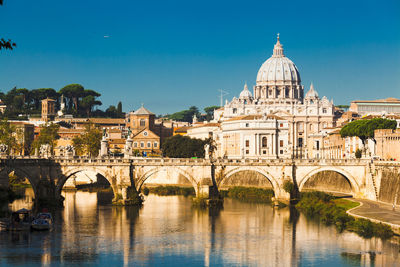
[0,190,398,267]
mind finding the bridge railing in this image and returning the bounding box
[0,155,376,166]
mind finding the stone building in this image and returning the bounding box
[375,129,400,161]
[125,105,169,154]
[41,98,56,122]
[216,115,289,159]
[212,35,335,159]
[350,98,400,116]
[9,121,35,156]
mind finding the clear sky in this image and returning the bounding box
[0,0,399,115]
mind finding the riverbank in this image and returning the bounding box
[142,186,195,196]
[220,186,274,203]
[296,191,394,239]
[347,198,400,235]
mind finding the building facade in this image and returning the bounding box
[350,98,400,116]
[210,36,335,159]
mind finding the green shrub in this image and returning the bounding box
[283,180,294,194]
[227,187,274,203]
[355,149,362,159]
[296,191,394,239]
[192,196,208,208]
[147,186,195,196]
[142,187,150,195]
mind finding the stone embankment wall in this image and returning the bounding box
[302,171,352,193]
[219,170,273,189]
[378,170,400,205]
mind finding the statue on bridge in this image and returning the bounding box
[39,144,51,158]
[0,144,8,156]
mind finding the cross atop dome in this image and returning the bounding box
[273,33,284,57]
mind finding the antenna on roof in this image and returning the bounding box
[218,89,229,107]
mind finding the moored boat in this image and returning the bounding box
[6,208,32,231]
[31,212,52,231]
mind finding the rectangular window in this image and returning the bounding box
[280,150,283,154]
[279,123,283,127]
[140,142,144,148]
[245,150,249,154]
[323,108,327,113]
[134,142,138,148]
[147,142,151,148]
[245,140,249,147]
[154,142,158,148]
[316,140,320,150]
[280,140,283,147]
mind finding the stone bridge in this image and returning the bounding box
[0,156,399,204]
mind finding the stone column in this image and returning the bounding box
[272,133,276,157]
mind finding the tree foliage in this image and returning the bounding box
[204,105,220,121]
[32,123,60,155]
[340,118,397,144]
[0,119,17,154]
[167,106,220,123]
[72,123,102,157]
[161,135,206,158]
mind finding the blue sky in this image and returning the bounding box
[0,0,399,115]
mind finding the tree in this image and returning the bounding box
[0,119,18,154]
[80,95,102,117]
[59,84,84,112]
[32,123,60,155]
[168,106,201,123]
[72,123,102,157]
[161,135,206,158]
[117,101,123,118]
[340,118,397,145]
[0,1,16,50]
[204,105,220,121]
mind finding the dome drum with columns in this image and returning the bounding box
[253,34,304,104]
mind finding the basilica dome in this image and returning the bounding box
[256,36,301,86]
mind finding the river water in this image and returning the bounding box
[0,189,399,267]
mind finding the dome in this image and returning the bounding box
[256,35,301,86]
[239,83,253,99]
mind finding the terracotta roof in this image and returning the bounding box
[190,123,220,129]
[133,106,154,115]
[109,138,125,144]
[108,128,122,133]
[88,118,125,124]
[174,126,190,132]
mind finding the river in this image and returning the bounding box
[0,188,399,267]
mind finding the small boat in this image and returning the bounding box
[6,208,32,231]
[31,212,52,231]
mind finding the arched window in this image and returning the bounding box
[154,142,158,148]
[147,142,151,148]
[262,137,267,148]
[133,142,138,148]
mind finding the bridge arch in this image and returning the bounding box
[221,166,280,195]
[58,167,117,196]
[136,166,199,195]
[0,167,39,199]
[298,166,360,194]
